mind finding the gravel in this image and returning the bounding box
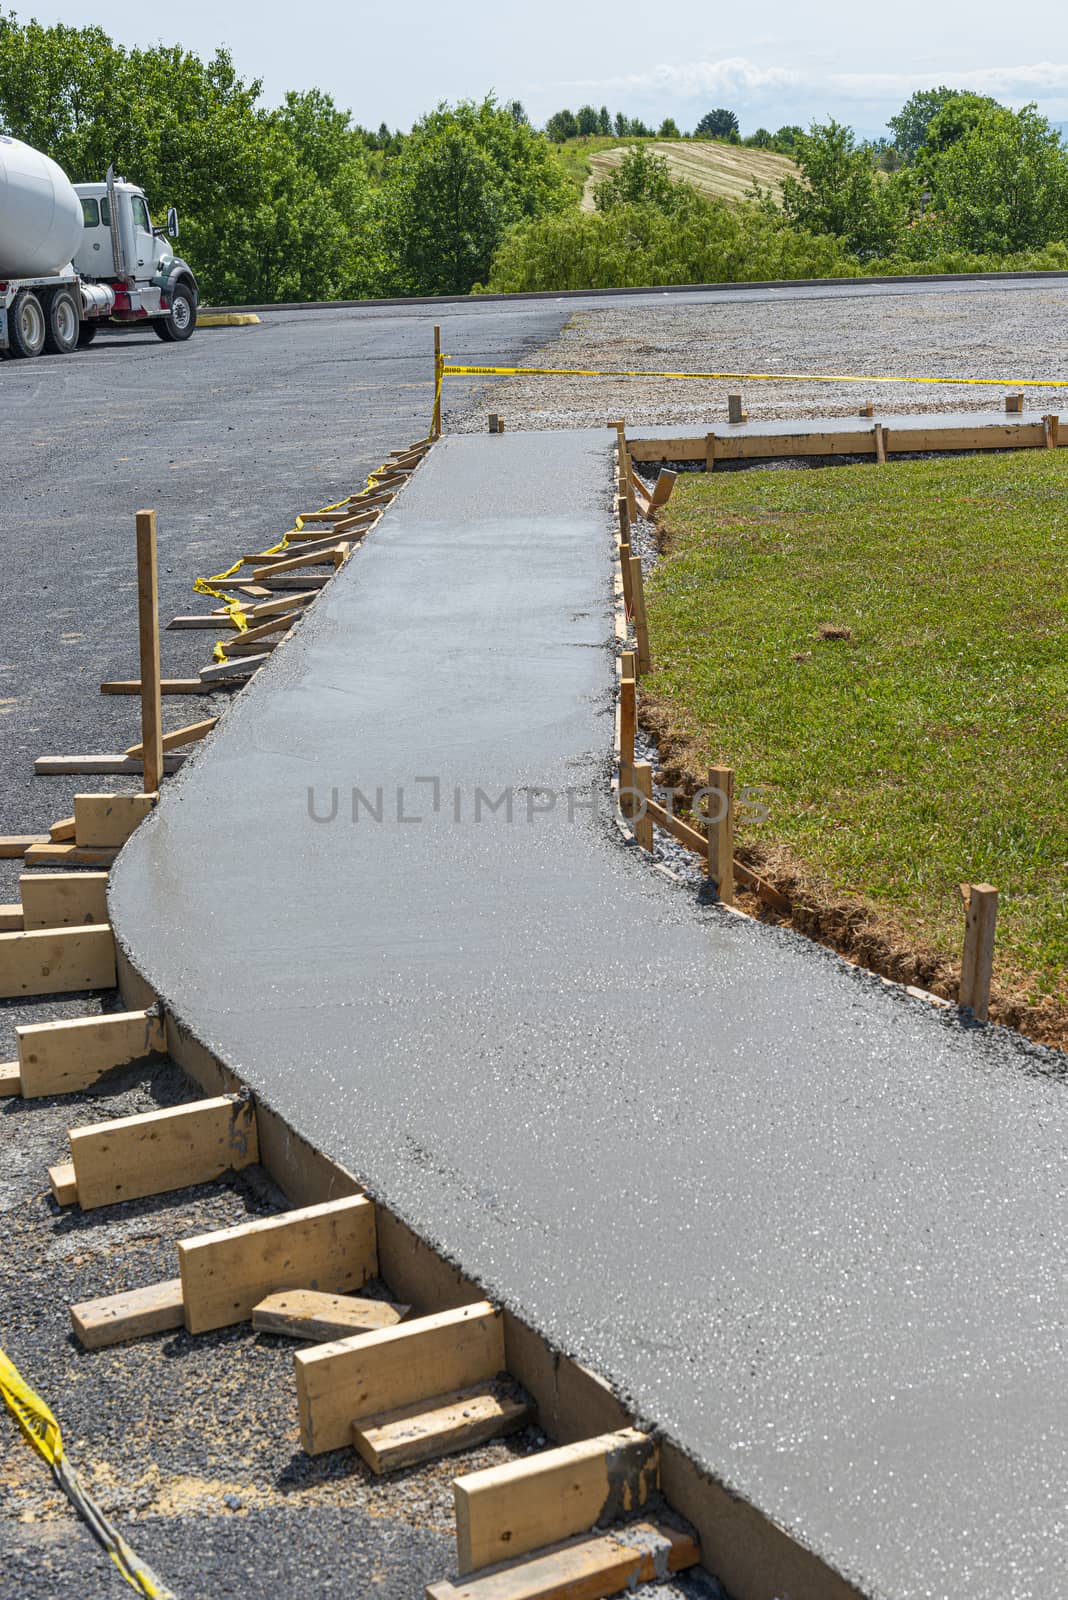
[452,281,1068,432]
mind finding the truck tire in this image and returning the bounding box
[8,290,46,358]
[154,283,196,343]
[77,322,99,348]
[43,287,80,355]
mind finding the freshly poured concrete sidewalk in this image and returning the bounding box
[111,431,1066,1600]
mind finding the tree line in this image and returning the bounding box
[1,12,1067,302]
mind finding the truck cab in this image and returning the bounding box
[71,175,199,342]
[74,182,172,284]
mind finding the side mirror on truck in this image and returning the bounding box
[166,207,179,239]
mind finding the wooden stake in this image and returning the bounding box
[704,432,717,471]
[628,556,650,674]
[874,424,888,464]
[706,766,735,905]
[69,1094,258,1210]
[135,510,164,795]
[426,1519,699,1600]
[621,437,637,523]
[727,394,745,425]
[1005,393,1024,413]
[1043,414,1059,448]
[650,469,677,508]
[618,539,634,616]
[296,1300,503,1456]
[433,325,443,439]
[619,677,636,769]
[959,883,997,1022]
[616,492,630,541]
[632,761,653,853]
[453,1427,658,1576]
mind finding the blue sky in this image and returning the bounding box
[21,0,1068,136]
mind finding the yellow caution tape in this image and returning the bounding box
[0,1349,176,1599]
[443,363,1068,388]
[205,452,420,663]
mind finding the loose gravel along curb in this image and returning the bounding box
[451,282,1068,433]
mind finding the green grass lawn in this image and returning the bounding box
[648,452,1068,1025]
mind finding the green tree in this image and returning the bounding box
[772,124,803,154]
[779,119,906,256]
[922,103,1068,252]
[594,145,688,213]
[695,109,739,141]
[545,107,577,141]
[576,104,599,136]
[658,117,681,138]
[379,98,570,295]
[921,91,1002,155]
[485,195,856,293]
[614,111,628,137]
[598,106,611,135]
[746,128,773,149]
[887,87,960,161]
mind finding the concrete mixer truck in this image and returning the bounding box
[0,135,200,358]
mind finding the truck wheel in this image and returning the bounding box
[43,288,80,355]
[155,284,196,343]
[8,290,46,358]
[77,322,99,348]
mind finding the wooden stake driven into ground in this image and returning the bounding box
[631,762,653,853]
[136,510,164,794]
[452,1428,659,1575]
[706,766,735,906]
[628,556,650,674]
[959,883,998,1022]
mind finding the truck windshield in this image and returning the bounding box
[80,197,110,227]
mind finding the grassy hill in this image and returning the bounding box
[562,138,799,211]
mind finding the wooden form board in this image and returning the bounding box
[74,792,157,848]
[50,1161,78,1205]
[353,1381,530,1476]
[454,1428,658,1575]
[18,1008,165,1098]
[0,1061,20,1096]
[0,906,23,932]
[100,680,232,695]
[425,1520,699,1600]
[252,1288,408,1341]
[69,1093,258,1210]
[0,836,49,858]
[71,1279,184,1350]
[0,925,115,1000]
[296,1300,504,1456]
[628,420,1057,464]
[19,872,109,931]
[178,1193,377,1335]
[126,719,216,758]
[23,843,118,868]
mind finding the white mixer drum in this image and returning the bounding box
[0,135,85,278]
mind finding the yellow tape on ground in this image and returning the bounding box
[443,363,1068,388]
[207,451,421,663]
[0,1349,176,1599]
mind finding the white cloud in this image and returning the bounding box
[554,56,1068,111]
[831,62,1068,100]
[562,57,800,100]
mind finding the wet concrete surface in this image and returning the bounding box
[110,428,1067,1600]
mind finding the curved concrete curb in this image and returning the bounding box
[109,429,1067,1600]
[197,312,262,328]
